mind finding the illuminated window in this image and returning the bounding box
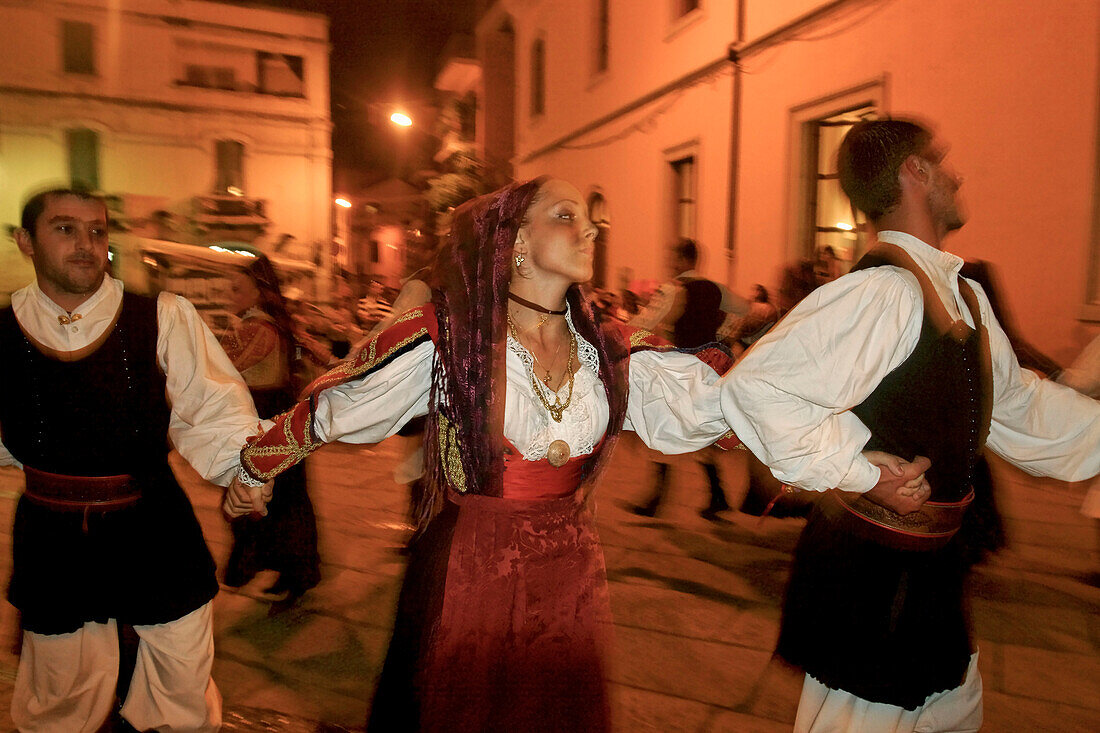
[802,106,877,269]
[530,37,546,117]
[67,128,99,190]
[214,140,244,194]
[61,21,95,75]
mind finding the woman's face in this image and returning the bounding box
[516,179,598,286]
[229,270,261,315]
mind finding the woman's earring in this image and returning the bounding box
[513,252,533,278]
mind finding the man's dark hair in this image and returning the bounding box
[837,119,932,221]
[20,188,107,237]
[673,238,698,267]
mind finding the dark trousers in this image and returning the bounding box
[635,456,728,516]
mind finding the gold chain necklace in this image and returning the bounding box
[507,311,562,383]
[507,312,576,422]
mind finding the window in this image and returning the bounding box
[675,0,701,18]
[214,140,244,194]
[802,106,877,269]
[588,191,610,287]
[530,37,546,117]
[257,52,305,97]
[67,128,99,190]
[184,64,237,90]
[177,40,269,93]
[594,0,610,74]
[670,155,697,240]
[61,21,95,75]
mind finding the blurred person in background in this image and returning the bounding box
[777,258,819,314]
[220,254,321,611]
[1057,332,1100,585]
[814,244,841,286]
[722,283,780,358]
[630,238,736,520]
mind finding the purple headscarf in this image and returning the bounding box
[419,178,630,524]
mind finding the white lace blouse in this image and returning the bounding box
[311,308,731,460]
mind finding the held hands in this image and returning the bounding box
[862,450,932,516]
[223,476,273,519]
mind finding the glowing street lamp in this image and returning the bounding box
[390,111,413,127]
[334,197,352,208]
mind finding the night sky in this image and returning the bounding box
[251,0,477,188]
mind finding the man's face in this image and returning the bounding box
[921,141,966,233]
[16,194,109,306]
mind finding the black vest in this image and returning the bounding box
[672,277,724,348]
[0,293,170,475]
[776,247,990,707]
[849,251,991,502]
[0,292,217,633]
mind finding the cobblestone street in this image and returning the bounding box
[0,437,1096,731]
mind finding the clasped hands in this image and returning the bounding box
[862,450,933,515]
[223,476,273,519]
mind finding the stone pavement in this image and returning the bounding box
[0,437,1096,731]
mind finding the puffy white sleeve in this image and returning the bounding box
[1058,333,1100,398]
[719,269,923,493]
[157,292,261,486]
[312,339,434,444]
[623,349,729,453]
[0,432,16,468]
[976,285,1100,481]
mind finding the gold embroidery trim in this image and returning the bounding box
[320,326,430,384]
[627,328,678,351]
[436,413,467,493]
[240,315,433,483]
[394,307,425,325]
[714,429,746,450]
[242,408,320,481]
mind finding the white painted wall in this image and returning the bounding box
[509,0,739,288]
[736,0,1100,362]
[0,0,332,271]
[499,0,1100,361]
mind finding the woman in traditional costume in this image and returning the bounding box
[219,255,321,607]
[230,178,740,731]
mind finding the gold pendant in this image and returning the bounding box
[547,439,571,467]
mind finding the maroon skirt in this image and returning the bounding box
[367,487,613,732]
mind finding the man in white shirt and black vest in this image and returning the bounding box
[721,119,1100,731]
[2,189,263,732]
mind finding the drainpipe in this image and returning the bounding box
[725,0,746,288]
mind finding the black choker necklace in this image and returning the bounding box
[508,292,566,316]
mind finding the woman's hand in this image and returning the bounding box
[223,476,273,519]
